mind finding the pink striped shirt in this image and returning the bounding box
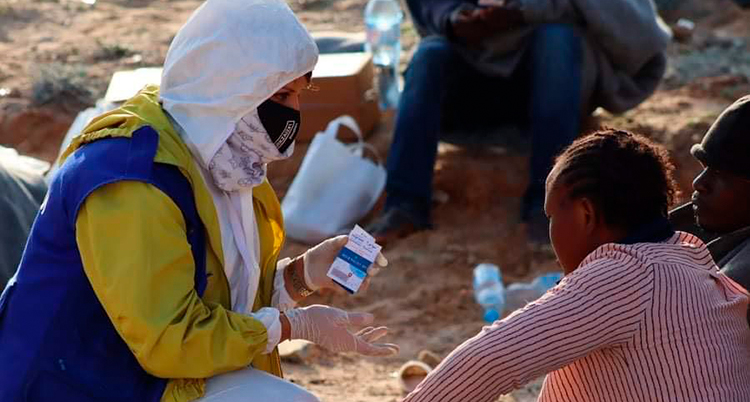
[404,232,750,402]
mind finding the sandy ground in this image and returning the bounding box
[2,0,750,401]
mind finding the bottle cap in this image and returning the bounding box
[483,309,500,323]
[534,272,563,290]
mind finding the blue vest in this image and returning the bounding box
[0,127,207,402]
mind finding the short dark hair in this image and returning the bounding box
[552,129,679,231]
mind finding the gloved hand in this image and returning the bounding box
[302,235,388,292]
[285,305,399,356]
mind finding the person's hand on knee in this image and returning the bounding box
[449,7,487,45]
[281,305,399,357]
[477,3,524,30]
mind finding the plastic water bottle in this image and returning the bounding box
[473,263,506,323]
[364,0,403,110]
[532,272,563,291]
[504,272,563,312]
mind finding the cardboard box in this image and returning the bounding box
[101,52,381,143]
[104,67,163,103]
[300,52,381,142]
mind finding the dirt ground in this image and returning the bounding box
[2,0,750,401]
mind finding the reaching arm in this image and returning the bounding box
[76,180,276,378]
[403,248,654,402]
[272,256,307,311]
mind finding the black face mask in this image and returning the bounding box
[257,99,301,154]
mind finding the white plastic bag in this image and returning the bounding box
[282,115,386,244]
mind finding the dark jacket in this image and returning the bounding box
[0,153,47,291]
[405,0,465,37]
[404,0,671,114]
[670,202,750,291]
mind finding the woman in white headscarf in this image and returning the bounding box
[0,1,397,402]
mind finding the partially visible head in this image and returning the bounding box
[545,129,678,273]
[160,0,319,168]
[268,72,313,112]
[690,96,750,234]
[254,70,313,155]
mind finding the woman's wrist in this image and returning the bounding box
[283,255,314,302]
[279,312,291,342]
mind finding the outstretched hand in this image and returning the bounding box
[285,305,400,357]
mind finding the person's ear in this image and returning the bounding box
[579,197,598,235]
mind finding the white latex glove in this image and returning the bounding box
[302,235,389,292]
[286,305,399,357]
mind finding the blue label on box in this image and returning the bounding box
[350,265,367,278]
[326,225,382,294]
[338,247,373,272]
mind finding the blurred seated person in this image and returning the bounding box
[0,147,47,291]
[368,0,671,245]
[670,96,750,296]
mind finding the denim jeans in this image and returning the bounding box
[384,24,583,226]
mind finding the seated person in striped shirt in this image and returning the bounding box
[670,96,750,296]
[402,129,750,402]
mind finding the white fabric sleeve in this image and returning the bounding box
[250,307,282,354]
[272,258,299,311]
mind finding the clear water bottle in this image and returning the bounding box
[504,272,563,312]
[473,263,506,323]
[364,0,403,110]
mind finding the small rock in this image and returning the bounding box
[417,349,442,367]
[398,360,432,393]
[125,54,143,65]
[671,18,694,43]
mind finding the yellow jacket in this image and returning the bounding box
[63,86,285,402]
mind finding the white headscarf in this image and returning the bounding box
[159,0,318,315]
